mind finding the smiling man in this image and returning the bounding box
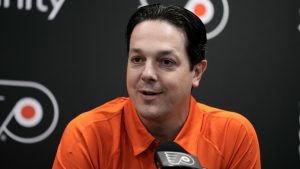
[127,19,207,142]
[53,4,261,169]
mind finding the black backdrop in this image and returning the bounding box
[1,0,300,168]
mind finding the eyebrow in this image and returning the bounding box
[129,48,142,54]
[129,48,176,57]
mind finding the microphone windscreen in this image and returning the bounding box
[156,141,188,153]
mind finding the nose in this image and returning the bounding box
[141,61,157,83]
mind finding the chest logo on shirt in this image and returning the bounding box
[0,79,59,144]
[137,0,230,39]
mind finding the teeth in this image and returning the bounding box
[143,91,156,95]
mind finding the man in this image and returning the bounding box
[53,4,261,169]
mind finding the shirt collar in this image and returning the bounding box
[124,96,204,156]
[174,96,204,156]
[124,99,155,156]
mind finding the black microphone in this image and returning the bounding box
[154,141,205,169]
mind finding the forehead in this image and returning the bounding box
[132,20,185,37]
[129,20,187,51]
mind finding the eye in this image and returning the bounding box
[162,59,173,65]
[160,58,176,67]
[130,56,144,64]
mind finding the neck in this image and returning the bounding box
[140,110,189,142]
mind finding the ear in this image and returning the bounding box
[192,59,207,88]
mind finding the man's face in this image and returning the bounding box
[126,20,205,121]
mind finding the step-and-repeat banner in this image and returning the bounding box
[1,0,300,168]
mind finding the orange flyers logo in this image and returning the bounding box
[138,0,230,39]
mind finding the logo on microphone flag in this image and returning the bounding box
[164,151,195,166]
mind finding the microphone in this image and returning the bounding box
[154,141,205,169]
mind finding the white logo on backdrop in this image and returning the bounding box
[0,79,59,144]
[298,8,300,32]
[298,100,300,158]
[138,0,229,39]
[0,0,65,20]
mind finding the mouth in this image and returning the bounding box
[139,90,163,100]
[141,91,161,95]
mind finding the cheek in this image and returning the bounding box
[126,69,139,89]
[170,75,193,98]
[165,71,193,88]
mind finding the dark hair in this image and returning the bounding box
[126,4,207,70]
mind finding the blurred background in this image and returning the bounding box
[0,0,300,168]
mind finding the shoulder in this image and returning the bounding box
[69,97,129,128]
[196,103,261,168]
[196,102,261,167]
[54,97,130,168]
[197,103,257,136]
[63,97,129,140]
[197,102,260,157]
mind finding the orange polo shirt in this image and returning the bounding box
[53,96,260,169]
